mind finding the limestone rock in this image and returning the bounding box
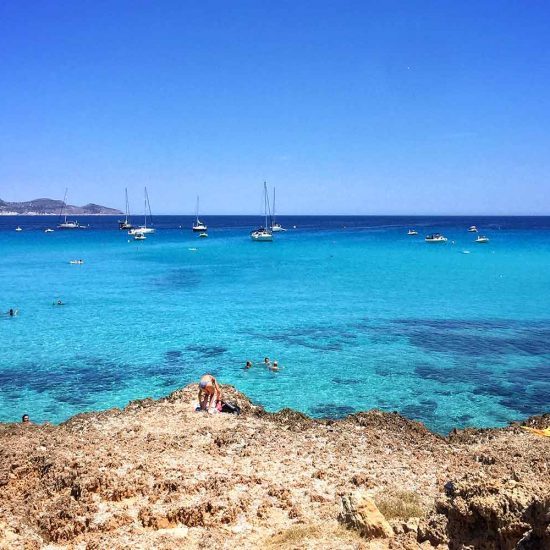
[339,491,394,539]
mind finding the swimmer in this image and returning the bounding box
[270,360,280,371]
[53,299,64,306]
[22,414,30,424]
[7,308,18,317]
[245,360,252,369]
[263,357,271,368]
[197,374,222,413]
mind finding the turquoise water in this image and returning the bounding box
[1,216,549,433]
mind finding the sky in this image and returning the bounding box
[1,1,550,215]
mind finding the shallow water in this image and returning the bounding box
[1,215,549,433]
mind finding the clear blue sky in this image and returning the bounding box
[1,1,549,214]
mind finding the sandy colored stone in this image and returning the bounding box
[339,491,394,539]
[0,384,548,549]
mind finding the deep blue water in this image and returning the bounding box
[1,215,549,433]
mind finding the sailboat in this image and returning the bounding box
[118,188,133,230]
[271,187,286,232]
[192,196,207,232]
[128,187,155,235]
[57,189,82,229]
[250,182,273,242]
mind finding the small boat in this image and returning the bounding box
[128,187,155,235]
[475,235,489,243]
[199,232,208,238]
[468,226,478,233]
[15,226,22,232]
[118,188,133,230]
[407,229,418,235]
[133,232,146,241]
[251,182,273,242]
[425,233,448,243]
[69,259,85,264]
[192,196,208,232]
[45,228,54,233]
[270,188,286,232]
[57,189,82,229]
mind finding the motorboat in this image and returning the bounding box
[192,196,208,232]
[425,233,448,243]
[45,228,54,233]
[118,188,133,230]
[15,226,22,232]
[69,259,85,264]
[468,226,478,233]
[199,232,208,238]
[475,235,489,243]
[251,182,273,242]
[407,229,418,235]
[133,232,146,241]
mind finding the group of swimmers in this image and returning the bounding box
[6,300,64,316]
[245,357,280,371]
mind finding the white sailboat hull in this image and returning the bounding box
[251,230,273,242]
[129,226,155,235]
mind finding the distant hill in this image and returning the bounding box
[0,198,123,216]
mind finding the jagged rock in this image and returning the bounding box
[0,384,549,549]
[420,475,550,549]
[339,491,394,539]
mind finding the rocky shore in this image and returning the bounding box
[1,385,549,549]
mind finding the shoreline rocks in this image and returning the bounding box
[0,384,548,549]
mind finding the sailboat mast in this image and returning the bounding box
[61,188,68,223]
[264,182,269,229]
[125,188,130,223]
[143,188,147,228]
[145,187,153,226]
[196,196,199,223]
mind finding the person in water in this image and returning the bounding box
[264,357,271,368]
[7,308,18,317]
[245,360,252,369]
[198,374,222,413]
[22,414,30,424]
[54,300,64,306]
[270,360,280,371]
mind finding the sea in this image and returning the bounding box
[1,215,549,434]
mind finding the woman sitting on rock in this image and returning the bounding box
[197,374,222,413]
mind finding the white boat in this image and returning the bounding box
[44,228,54,233]
[407,229,418,235]
[15,226,22,232]
[57,189,82,229]
[118,188,133,230]
[199,232,208,238]
[69,259,84,265]
[192,196,208,232]
[475,235,489,243]
[128,187,155,235]
[425,233,448,243]
[270,187,286,232]
[133,232,146,241]
[468,226,478,233]
[251,182,273,242]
